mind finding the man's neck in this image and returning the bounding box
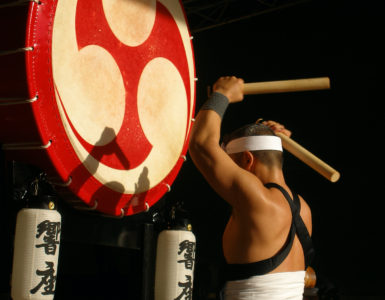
[254,165,285,185]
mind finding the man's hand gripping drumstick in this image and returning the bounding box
[258,119,340,182]
[242,76,339,183]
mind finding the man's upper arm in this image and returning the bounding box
[189,140,262,208]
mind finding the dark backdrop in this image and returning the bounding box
[176,0,385,298]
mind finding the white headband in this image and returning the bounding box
[224,136,283,154]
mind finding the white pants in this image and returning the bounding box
[222,271,305,300]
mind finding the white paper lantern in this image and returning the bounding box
[11,208,61,300]
[155,229,196,300]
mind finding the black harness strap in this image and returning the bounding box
[225,220,296,281]
[225,183,314,281]
[265,183,314,268]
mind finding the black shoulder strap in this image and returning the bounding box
[225,183,297,281]
[265,182,315,267]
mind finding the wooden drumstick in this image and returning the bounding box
[243,77,330,95]
[276,132,340,182]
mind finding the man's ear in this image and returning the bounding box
[242,151,254,171]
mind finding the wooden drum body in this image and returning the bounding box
[0,0,196,216]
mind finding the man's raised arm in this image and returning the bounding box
[188,76,245,205]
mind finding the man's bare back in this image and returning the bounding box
[223,183,312,273]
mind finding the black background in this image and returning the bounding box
[183,0,385,298]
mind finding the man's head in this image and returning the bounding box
[222,123,283,170]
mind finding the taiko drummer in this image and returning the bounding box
[189,76,314,299]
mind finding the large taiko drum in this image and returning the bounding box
[0,0,195,216]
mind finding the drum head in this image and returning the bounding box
[27,0,195,216]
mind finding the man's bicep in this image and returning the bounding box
[190,145,246,207]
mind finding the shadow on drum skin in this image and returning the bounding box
[91,180,125,216]
[67,127,153,215]
[135,166,149,192]
[120,166,151,215]
[89,126,130,171]
[133,166,150,212]
[67,127,131,211]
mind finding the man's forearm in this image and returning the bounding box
[189,109,221,151]
[200,92,229,120]
[189,92,229,149]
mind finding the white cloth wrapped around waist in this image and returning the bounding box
[223,271,306,300]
